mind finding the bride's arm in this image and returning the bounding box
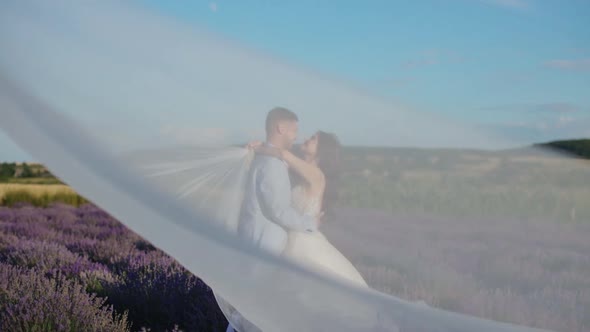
[280,150,325,188]
[254,145,325,188]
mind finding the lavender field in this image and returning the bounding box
[1,148,589,331]
[0,203,228,331]
[2,203,588,331]
[325,208,590,332]
[330,148,590,331]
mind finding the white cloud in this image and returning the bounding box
[480,103,589,142]
[209,2,218,13]
[489,115,590,143]
[556,115,574,128]
[480,102,584,113]
[535,102,581,113]
[545,59,590,72]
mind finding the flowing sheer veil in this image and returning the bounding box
[1,1,586,331]
[0,86,551,331]
[122,146,255,330]
[122,146,253,234]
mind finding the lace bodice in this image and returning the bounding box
[291,185,322,217]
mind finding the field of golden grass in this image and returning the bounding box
[0,183,86,207]
[0,184,75,200]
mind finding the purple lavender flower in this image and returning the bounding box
[105,250,227,331]
[0,263,130,332]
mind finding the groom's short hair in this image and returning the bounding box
[265,107,298,134]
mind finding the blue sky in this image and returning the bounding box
[142,0,590,138]
[1,0,589,161]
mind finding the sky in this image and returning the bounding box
[142,0,590,136]
[1,0,589,161]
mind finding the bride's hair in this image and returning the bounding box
[316,131,342,218]
[290,131,342,218]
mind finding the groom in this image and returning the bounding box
[225,107,319,332]
[238,107,318,256]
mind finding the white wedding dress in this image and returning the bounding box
[283,185,368,287]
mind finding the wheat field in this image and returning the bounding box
[0,184,75,200]
[0,183,87,207]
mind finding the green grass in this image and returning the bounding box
[338,148,590,223]
[1,177,63,185]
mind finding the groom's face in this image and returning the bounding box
[282,120,298,149]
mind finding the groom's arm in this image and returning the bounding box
[257,159,317,233]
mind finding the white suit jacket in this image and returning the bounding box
[237,152,317,255]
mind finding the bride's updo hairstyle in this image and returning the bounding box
[316,131,342,218]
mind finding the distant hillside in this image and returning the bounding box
[535,139,590,159]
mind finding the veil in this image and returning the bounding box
[122,146,256,331]
[122,146,253,234]
[1,1,587,331]
[0,85,552,331]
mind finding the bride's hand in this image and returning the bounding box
[245,140,263,150]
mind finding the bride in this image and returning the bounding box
[251,131,368,287]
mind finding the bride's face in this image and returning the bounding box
[300,132,319,158]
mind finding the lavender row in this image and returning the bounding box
[0,203,228,332]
